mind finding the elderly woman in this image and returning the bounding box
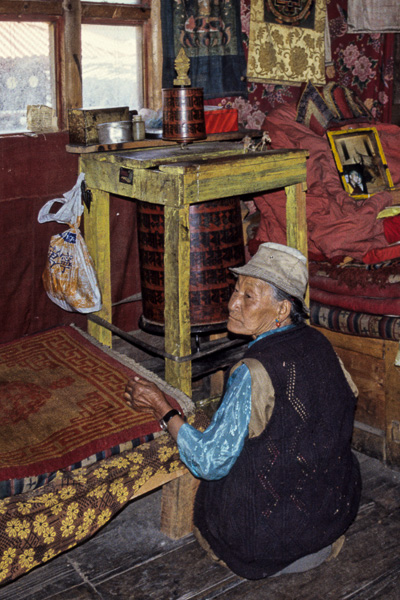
[124,242,361,579]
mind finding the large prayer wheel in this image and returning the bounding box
[137,198,245,333]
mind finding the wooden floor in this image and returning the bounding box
[0,453,399,599]
[1,334,400,599]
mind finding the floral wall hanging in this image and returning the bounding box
[246,0,327,86]
[204,0,394,126]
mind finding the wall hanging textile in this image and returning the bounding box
[347,0,400,33]
[161,0,247,99]
[247,0,327,86]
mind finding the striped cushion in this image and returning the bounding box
[296,81,338,136]
[310,301,400,340]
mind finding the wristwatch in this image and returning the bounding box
[159,409,182,431]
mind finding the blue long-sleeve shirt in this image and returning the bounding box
[177,326,294,480]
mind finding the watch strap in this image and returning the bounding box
[159,409,181,430]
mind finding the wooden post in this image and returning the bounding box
[84,187,112,347]
[160,473,200,539]
[285,181,309,306]
[62,0,82,119]
[147,0,163,110]
[163,204,192,397]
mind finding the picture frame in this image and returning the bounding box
[327,127,394,199]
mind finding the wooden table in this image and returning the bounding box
[80,141,309,397]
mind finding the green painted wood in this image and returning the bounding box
[163,204,192,396]
[83,187,112,348]
[82,143,309,393]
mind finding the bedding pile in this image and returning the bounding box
[254,102,400,262]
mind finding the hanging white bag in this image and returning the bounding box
[38,173,102,313]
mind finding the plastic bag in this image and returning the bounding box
[38,173,102,313]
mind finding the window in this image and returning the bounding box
[0,21,56,133]
[82,24,143,110]
[0,1,151,135]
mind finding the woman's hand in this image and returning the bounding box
[123,376,172,421]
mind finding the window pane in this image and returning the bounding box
[0,22,54,134]
[82,24,143,111]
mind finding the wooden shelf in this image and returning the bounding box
[66,130,260,154]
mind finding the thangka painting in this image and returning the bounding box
[264,0,316,29]
[161,0,247,99]
[247,0,327,85]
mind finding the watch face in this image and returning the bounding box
[159,419,167,431]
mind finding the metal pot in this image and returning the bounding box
[97,121,133,144]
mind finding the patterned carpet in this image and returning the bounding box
[0,326,193,481]
[0,325,205,586]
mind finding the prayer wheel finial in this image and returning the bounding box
[173,48,191,87]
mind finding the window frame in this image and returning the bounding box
[0,0,152,133]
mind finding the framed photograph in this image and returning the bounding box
[327,127,394,199]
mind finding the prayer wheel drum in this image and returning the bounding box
[137,198,245,333]
[162,87,206,143]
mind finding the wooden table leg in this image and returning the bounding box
[163,204,192,397]
[160,472,200,539]
[84,188,112,347]
[285,181,309,306]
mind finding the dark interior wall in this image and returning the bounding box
[0,133,85,343]
[0,133,142,344]
[392,34,400,125]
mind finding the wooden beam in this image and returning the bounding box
[0,1,149,19]
[81,2,150,21]
[285,180,309,306]
[146,0,162,110]
[160,473,200,539]
[164,204,192,397]
[0,1,62,15]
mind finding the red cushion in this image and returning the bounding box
[383,215,400,245]
[363,244,400,264]
[323,82,372,123]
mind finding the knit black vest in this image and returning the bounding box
[193,324,361,579]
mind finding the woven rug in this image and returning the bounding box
[0,410,209,586]
[0,326,194,481]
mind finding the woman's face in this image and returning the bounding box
[227,275,284,337]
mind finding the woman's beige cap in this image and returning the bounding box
[230,242,309,314]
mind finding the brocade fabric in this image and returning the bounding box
[247,0,327,85]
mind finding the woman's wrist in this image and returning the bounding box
[154,402,174,421]
[159,408,182,431]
